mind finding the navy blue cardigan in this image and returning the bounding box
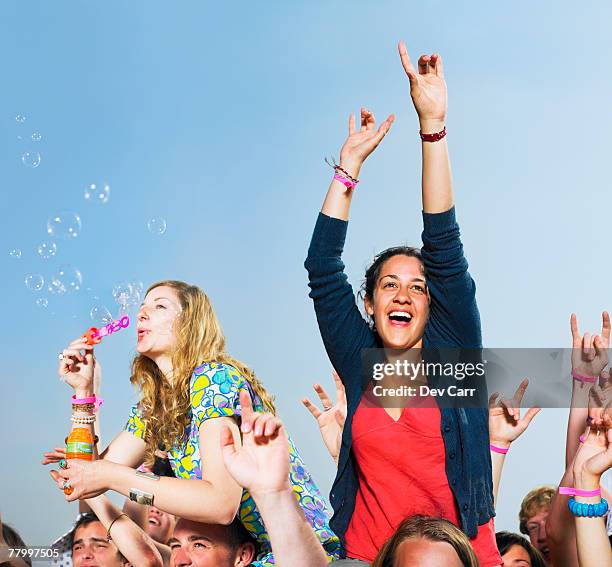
[304,207,495,554]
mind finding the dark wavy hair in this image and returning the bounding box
[496,531,546,567]
[359,246,426,333]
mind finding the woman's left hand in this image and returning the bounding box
[489,378,541,448]
[398,41,447,128]
[49,459,108,502]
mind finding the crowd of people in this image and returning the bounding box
[2,41,612,567]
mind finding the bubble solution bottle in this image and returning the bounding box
[64,427,94,494]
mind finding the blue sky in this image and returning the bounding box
[1,0,611,547]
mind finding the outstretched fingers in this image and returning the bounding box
[348,113,356,136]
[429,53,445,78]
[602,311,611,342]
[398,41,417,82]
[239,389,255,433]
[570,313,581,348]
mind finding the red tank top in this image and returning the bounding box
[344,393,502,566]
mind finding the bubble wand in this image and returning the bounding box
[82,315,130,345]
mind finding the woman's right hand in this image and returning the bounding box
[338,108,395,177]
[57,337,96,394]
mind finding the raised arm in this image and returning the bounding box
[52,415,244,525]
[571,412,612,567]
[488,379,541,506]
[398,41,451,213]
[547,313,609,566]
[221,391,328,567]
[82,495,163,567]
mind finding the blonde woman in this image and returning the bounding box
[49,280,340,566]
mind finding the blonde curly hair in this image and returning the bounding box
[130,280,275,466]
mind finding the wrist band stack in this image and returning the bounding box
[333,165,359,190]
[324,158,359,190]
[72,394,104,413]
[490,443,509,454]
[571,370,598,384]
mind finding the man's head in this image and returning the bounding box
[519,486,555,565]
[169,517,256,567]
[71,513,130,567]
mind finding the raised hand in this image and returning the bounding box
[302,371,347,463]
[570,312,610,379]
[338,108,395,176]
[398,41,447,130]
[489,378,541,448]
[220,390,290,496]
[573,415,612,489]
[57,336,96,394]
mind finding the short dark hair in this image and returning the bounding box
[227,516,258,553]
[496,531,547,567]
[70,513,127,564]
[2,523,31,567]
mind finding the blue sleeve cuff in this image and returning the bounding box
[422,207,457,237]
[306,212,349,260]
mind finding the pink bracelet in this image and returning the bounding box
[490,443,509,454]
[571,370,598,384]
[72,394,104,413]
[333,173,358,190]
[559,486,601,497]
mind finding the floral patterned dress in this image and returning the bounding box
[125,361,341,565]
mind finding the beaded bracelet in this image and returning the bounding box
[71,415,96,424]
[568,497,609,517]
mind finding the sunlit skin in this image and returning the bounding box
[502,544,533,566]
[136,285,183,376]
[525,509,550,564]
[364,255,430,350]
[168,518,254,567]
[72,521,128,567]
[146,505,177,544]
[393,537,463,567]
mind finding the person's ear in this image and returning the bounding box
[235,542,256,566]
[364,295,374,317]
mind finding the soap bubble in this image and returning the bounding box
[21,151,41,168]
[47,212,81,239]
[84,182,110,204]
[25,274,44,292]
[37,241,57,260]
[9,248,21,259]
[47,280,66,296]
[31,132,42,142]
[147,217,166,235]
[90,305,113,325]
[50,265,82,294]
[36,297,48,308]
[112,281,133,306]
[15,114,26,123]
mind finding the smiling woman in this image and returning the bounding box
[304,42,501,566]
[47,280,341,567]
